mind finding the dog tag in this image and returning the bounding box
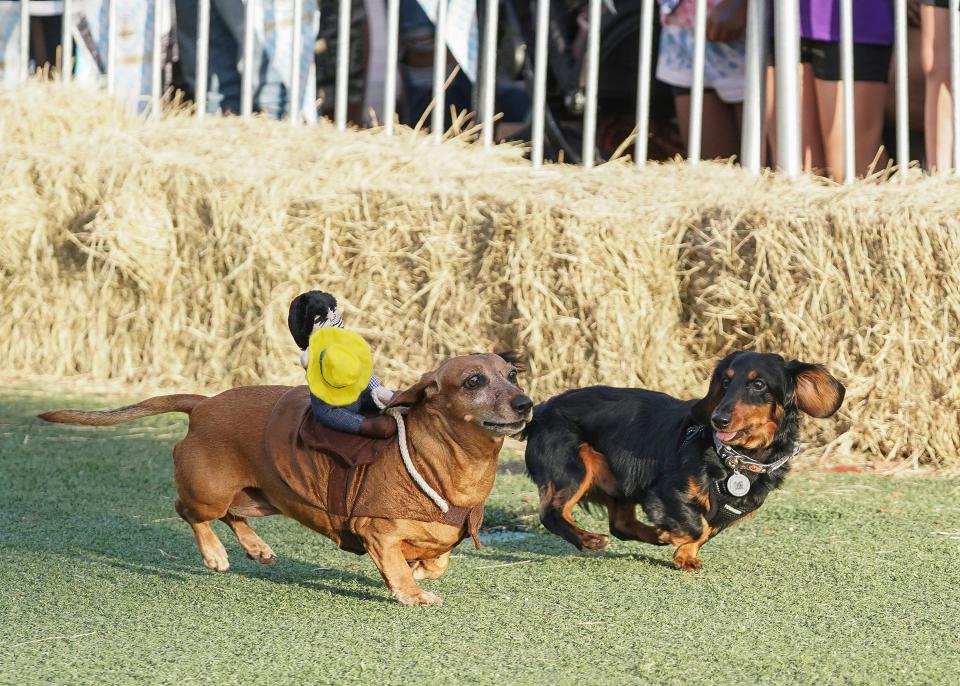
[726,471,751,497]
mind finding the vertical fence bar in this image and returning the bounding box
[20,0,30,81]
[741,0,766,173]
[151,0,163,115]
[61,0,72,79]
[384,0,401,134]
[106,0,117,93]
[291,0,304,124]
[839,0,855,182]
[335,0,351,129]
[241,0,255,117]
[480,0,500,147]
[688,0,707,163]
[196,0,211,117]
[634,0,654,166]
[531,0,549,166]
[951,0,960,174]
[431,0,449,141]
[893,0,909,175]
[774,0,800,176]
[582,0,601,167]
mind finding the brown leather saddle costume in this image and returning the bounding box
[263,386,484,554]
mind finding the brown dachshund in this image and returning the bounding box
[40,353,532,606]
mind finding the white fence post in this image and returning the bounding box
[196,0,211,118]
[774,0,801,176]
[951,0,960,174]
[741,0,766,174]
[431,0,449,141]
[291,0,304,125]
[688,0,707,164]
[839,0,855,182]
[582,0,602,167]
[634,0,654,166]
[241,0,255,117]
[61,0,72,80]
[384,0,401,134]
[531,0,550,166]
[151,0,164,116]
[20,0,30,81]
[335,0,352,129]
[480,0,500,147]
[106,0,117,94]
[893,0,909,175]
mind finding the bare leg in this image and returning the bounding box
[220,513,276,564]
[815,78,889,181]
[675,91,741,160]
[921,5,954,172]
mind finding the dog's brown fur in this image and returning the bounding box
[39,353,531,606]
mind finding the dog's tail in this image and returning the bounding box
[38,394,207,426]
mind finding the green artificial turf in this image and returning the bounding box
[1,389,958,685]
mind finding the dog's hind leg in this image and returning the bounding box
[220,513,276,564]
[606,501,667,546]
[175,499,230,572]
[536,444,615,552]
[410,551,451,581]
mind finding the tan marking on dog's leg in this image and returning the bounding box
[411,551,451,581]
[365,533,442,606]
[221,513,276,564]
[606,500,667,545]
[662,517,712,571]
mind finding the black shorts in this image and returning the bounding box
[921,0,951,8]
[769,38,892,83]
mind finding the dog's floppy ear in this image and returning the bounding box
[496,350,527,373]
[385,370,440,408]
[785,361,845,418]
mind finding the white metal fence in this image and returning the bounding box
[4,0,960,178]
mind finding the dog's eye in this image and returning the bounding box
[751,379,767,391]
[507,370,518,384]
[463,374,487,390]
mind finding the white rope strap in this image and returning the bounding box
[386,407,449,513]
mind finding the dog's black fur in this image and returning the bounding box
[523,351,845,570]
[287,291,340,351]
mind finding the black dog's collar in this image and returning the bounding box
[712,434,799,475]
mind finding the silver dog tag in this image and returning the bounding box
[727,471,751,497]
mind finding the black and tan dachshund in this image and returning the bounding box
[523,351,845,570]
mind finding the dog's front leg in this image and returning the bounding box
[364,532,443,606]
[658,516,712,571]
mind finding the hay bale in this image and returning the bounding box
[1,83,958,467]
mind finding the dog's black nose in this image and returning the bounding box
[712,412,731,429]
[511,395,533,413]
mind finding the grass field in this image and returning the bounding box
[1,388,958,685]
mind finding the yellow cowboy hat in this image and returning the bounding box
[305,328,374,407]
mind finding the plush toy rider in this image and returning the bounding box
[287,291,396,438]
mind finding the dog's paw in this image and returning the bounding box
[393,589,444,607]
[201,547,230,572]
[245,546,277,564]
[578,533,609,552]
[674,556,703,572]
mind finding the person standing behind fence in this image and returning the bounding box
[174,0,287,118]
[920,0,955,172]
[655,0,749,160]
[769,0,894,180]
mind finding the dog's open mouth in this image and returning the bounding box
[481,419,528,435]
[714,430,740,443]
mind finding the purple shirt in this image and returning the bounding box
[799,0,894,46]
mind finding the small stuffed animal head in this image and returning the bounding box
[288,291,342,350]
